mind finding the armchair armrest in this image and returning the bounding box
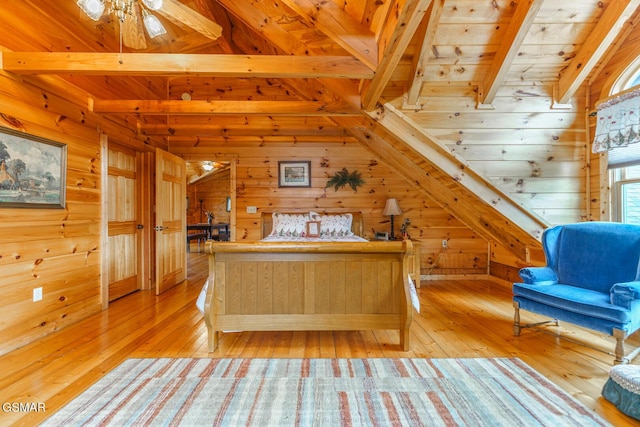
[518,267,558,285]
[610,281,640,309]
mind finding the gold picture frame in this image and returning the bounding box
[0,127,67,208]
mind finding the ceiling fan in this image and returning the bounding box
[77,0,223,50]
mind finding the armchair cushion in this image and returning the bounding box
[518,267,558,285]
[514,283,633,325]
[611,281,640,309]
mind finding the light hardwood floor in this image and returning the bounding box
[1,250,638,426]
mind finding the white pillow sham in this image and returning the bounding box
[269,212,310,237]
[310,211,354,237]
[269,212,355,238]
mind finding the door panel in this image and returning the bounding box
[155,148,187,294]
[107,145,140,301]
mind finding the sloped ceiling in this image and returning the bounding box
[1,0,640,259]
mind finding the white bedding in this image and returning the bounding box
[267,211,358,239]
[260,234,368,242]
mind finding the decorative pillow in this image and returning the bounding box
[269,213,310,237]
[309,211,353,237]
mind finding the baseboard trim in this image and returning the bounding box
[418,274,512,289]
[420,274,491,281]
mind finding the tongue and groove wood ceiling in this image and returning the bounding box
[1,0,640,258]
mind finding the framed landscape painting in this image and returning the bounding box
[0,127,67,208]
[278,161,311,188]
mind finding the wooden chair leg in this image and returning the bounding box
[513,301,521,336]
[611,329,640,364]
[614,329,627,364]
[513,302,560,336]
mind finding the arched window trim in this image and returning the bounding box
[611,56,640,94]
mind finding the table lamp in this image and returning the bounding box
[383,198,402,240]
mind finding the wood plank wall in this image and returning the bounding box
[173,139,489,277]
[0,71,106,356]
[0,70,157,356]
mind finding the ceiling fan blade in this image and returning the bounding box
[120,3,147,50]
[157,0,222,40]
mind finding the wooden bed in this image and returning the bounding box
[203,211,414,352]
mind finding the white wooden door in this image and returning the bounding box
[107,144,141,301]
[155,148,187,294]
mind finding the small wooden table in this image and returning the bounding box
[187,223,230,241]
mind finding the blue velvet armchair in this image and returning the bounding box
[513,221,640,364]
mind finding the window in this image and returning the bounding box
[612,165,640,224]
[608,62,640,223]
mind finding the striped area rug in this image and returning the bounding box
[41,358,610,426]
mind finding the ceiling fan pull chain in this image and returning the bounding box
[119,21,124,64]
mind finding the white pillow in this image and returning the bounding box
[309,212,354,237]
[269,213,310,237]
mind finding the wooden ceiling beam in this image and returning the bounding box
[141,123,349,137]
[211,0,364,110]
[168,135,353,145]
[90,99,362,116]
[479,0,544,107]
[361,0,432,111]
[279,0,378,70]
[158,0,223,40]
[404,0,444,108]
[556,0,640,105]
[1,53,373,79]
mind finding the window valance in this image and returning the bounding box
[593,86,640,153]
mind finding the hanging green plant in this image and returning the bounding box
[325,168,365,192]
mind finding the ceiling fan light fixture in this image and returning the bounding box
[78,0,166,46]
[141,0,163,10]
[142,8,166,38]
[77,0,106,21]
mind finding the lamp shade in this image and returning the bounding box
[383,198,402,216]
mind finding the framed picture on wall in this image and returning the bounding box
[278,161,311,187]
[306,220,321,237]
[0,127,67,208]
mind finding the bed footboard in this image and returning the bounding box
[204,240,414,352]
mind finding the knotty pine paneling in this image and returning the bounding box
[188,169,231,225]
[172,139,488,277]
[0,70,116,356]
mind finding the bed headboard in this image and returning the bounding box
[261,210,364,238]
